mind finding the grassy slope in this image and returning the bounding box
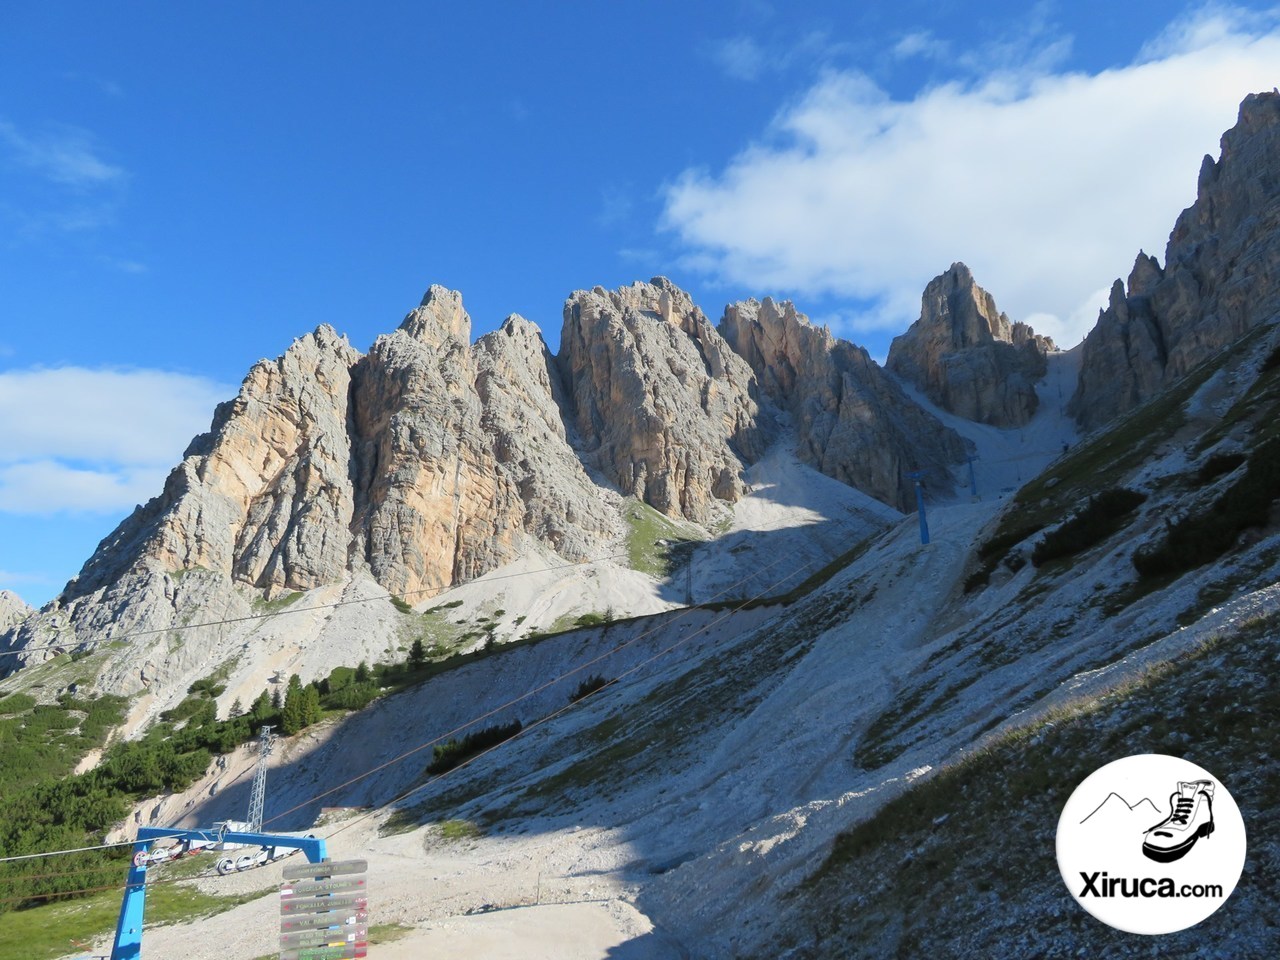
[0,881,262,960]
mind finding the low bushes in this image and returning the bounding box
[426,720,523,775]
[1135,437,1280,578]
[1031,488,1147,567]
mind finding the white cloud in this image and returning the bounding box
[893,31,949,61]
[710,36,768,81]
[707,29,857,82]
[0,569,53,588]
[663,7,1280,348]
[0,120,124,187]
[0,461,169,515]
[0,368,233,515]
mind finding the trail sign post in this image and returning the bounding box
[279,859,369,959]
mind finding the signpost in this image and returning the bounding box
[280,859,369,960]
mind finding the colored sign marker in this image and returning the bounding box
[280,876,367,898]
[280,895,368,916]
[281,910,368,933]
[282,859,368,881]
[280,923,368,950]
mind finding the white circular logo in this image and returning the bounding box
[1057,754,1246,934]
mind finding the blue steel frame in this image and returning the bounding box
[906,470,930,545]
[111,826,328,960]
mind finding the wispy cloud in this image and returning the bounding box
[892,31,949,62]
[0,569,54,588]
[706,29,857,82]
[709,36,769,81]
[62,72,125,98]
[664,6,1280,347]
[99,254,148,274]
[0,461,169,515]
[0,368,234,515]
[0,120,124,187]
[597,182,635,227]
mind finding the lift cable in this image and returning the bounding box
[0,553,630,658]
[0,548,821,899]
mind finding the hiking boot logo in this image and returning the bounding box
[1057,754,1247,935]
[1142,779,1215,863]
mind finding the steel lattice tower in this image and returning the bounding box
[247,725,276,831]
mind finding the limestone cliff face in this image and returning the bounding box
[7,275,1004,692]
[0,590,31,634]
[474,315,620,559]
[70,324,363,600]
[349,289,622,598]
[558,278,771,522]
[1071,92,1280,430]
[720,298,969,510]
[349,286,503,598]
[886,263,1054,428]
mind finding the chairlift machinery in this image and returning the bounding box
[110,727,328,959]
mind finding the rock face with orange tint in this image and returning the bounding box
[558,278,771,524]
[350,287,617,599]
[69,323,364,598]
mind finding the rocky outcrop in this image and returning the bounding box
[70,324,363,600]
[6,274,1008,691]
[887,263,1054,427]
[1071,91,1280,430]
[558,278,771,522]
[349,286,510,598]
[721,298,969,509]
[0,590,31,634]
[474,315,620,559]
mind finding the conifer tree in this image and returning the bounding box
[281,674,306,735]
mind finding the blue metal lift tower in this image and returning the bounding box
[111,827,327,959]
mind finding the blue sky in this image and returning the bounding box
[2,1,1278,606]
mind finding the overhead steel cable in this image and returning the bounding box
[324,554,819,843]
[0,553,630,658]
[0,549,760,871]
[0,834,185,864]
[261,549,803,829]
[0,550,821,905]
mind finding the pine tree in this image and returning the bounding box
[355,661,371,684]
[301,685,322,725]
[251,690,274,723]
[281,674,306,735]
[409,637,426,668]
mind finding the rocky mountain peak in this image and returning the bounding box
[398,284,471,346]
[720,296,969,510]
[558,278,768,522]
[0,590,31,634]
[886,262,1053,428]
[921,261,1014,346]
[1071,91,1280,430]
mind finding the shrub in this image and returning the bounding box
[1135,437,1280,578]
[1031,488,1147,567]
[569,674,611,703]
[426,720,523,775]
[324,681,380,711]
[1195,451,1246,486]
